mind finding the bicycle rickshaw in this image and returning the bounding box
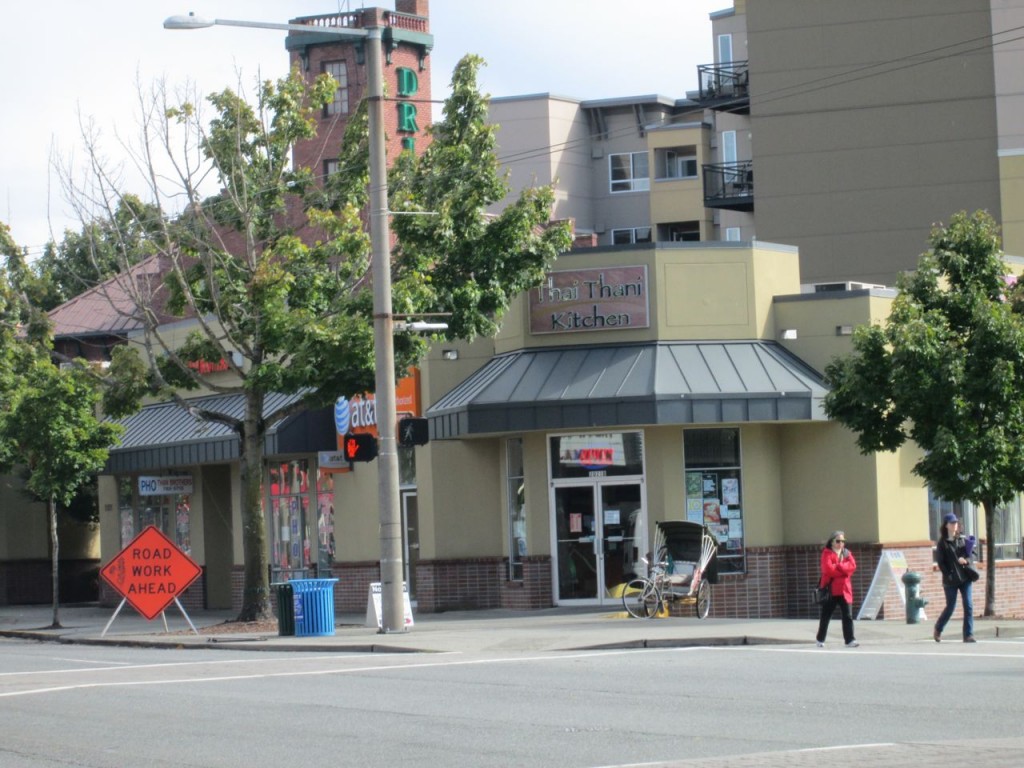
[622,520,718,619]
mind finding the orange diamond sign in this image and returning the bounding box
[100,526,202,620]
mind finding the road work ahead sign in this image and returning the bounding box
[100,526,202,620]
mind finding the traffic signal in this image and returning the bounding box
[344,433,378,462]
[398,417,430,447]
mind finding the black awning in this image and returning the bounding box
[427,341,828,439]
[104,392,334,473]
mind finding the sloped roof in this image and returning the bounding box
[427,341,828,438]
[104,392,335,473]
[49,254,179,339]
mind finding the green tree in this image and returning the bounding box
[68,59,571,622]
[0,235,123,626]
[824,210,1024,616]
[0,355,122,627]
[3,197,164,312]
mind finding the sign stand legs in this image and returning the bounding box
[101,598,128,638]
[173,597,200,635]
[99,596,200,637]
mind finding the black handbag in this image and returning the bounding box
[811,583,831,605]
[963,562,981,583]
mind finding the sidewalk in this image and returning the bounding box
[3,602,1024,654]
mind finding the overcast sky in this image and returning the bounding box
[2,1,725,257]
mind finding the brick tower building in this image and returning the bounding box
[285,1,433,182]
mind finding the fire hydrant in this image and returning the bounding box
[902,571,928,624]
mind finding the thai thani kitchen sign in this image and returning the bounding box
[529,266,649,334]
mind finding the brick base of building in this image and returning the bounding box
[164,542,1024,621]
[1,559,100,605]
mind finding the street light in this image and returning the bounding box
[165,13,407,633]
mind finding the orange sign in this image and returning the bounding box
[100,526,202,620]
[335,369,421,445]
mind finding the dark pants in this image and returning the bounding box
[935,581,974,639]
[816,594,855,644]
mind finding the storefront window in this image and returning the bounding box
[929,489,1022,560]
[993,497,1022,560]
[684,429,744,574]
[269,460,312,578]
[928,490,972,540]
[507,438,526,581]
[550,432,644,479]
[118,476,134,547]
[315,467,335,571]
[118,475,192,554]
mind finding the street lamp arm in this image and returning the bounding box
[163,13,369,38]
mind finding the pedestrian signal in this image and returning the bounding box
[344,433,378,462]
[398,417,429,447]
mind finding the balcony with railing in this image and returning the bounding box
[697,61,749,114]
[289,10,429,32]
[702,161,754,211]
[286,11,433,58]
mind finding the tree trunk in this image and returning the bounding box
[983,497,996,617]
[237,390,272,621]
[50,496,61,629]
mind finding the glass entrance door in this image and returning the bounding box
[553,482,644,604]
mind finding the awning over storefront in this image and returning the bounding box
[104,392,335,473]
[427,341,829,439]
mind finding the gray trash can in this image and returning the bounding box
[272,582,296,637]
[289,578,339,636]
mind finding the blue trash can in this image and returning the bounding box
[289,578,338,637]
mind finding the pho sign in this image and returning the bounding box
[138,475,193,496]
[100,526,202,620]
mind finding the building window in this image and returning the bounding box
[315,466,335,571]
[507,438,526,581]
[721,130,737,164]
[118,475,192,554]
[931,490,1023,560]
[323,60,349,116]
[324,159,340,180]
[611,227,652,245]
[660,149,698,179]
[550,432,645,479]
[269,459,312,579]
[667,221,701,242]
[609,151,650,193]
[725,227,741,241]
[993,497,1022,560]
[684,429,743,574]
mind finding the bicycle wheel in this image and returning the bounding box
[622,578,662,619]
[695,579,711,619]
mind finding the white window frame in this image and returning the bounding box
[718,33,733,65]
[611,227,653,245]
[725,227,741,241]
[323,60,349,116]
[721,130,737,165]
[506,438,526,581]
[609,151,650,193]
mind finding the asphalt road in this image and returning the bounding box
[2,636,1023,767]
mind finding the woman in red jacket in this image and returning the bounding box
[815,530,859,648]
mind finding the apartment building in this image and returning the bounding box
[489,0,1024,289]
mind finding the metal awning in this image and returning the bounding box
[104,392,335,473]
[427,341,828,439]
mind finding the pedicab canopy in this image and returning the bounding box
[656,521,719,584]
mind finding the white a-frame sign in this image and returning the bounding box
[857,550,925,621]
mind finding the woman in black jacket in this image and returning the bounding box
[933,513,975,643]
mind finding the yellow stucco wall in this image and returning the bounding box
[496,241,801,354]
[1000,153,1024,259]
